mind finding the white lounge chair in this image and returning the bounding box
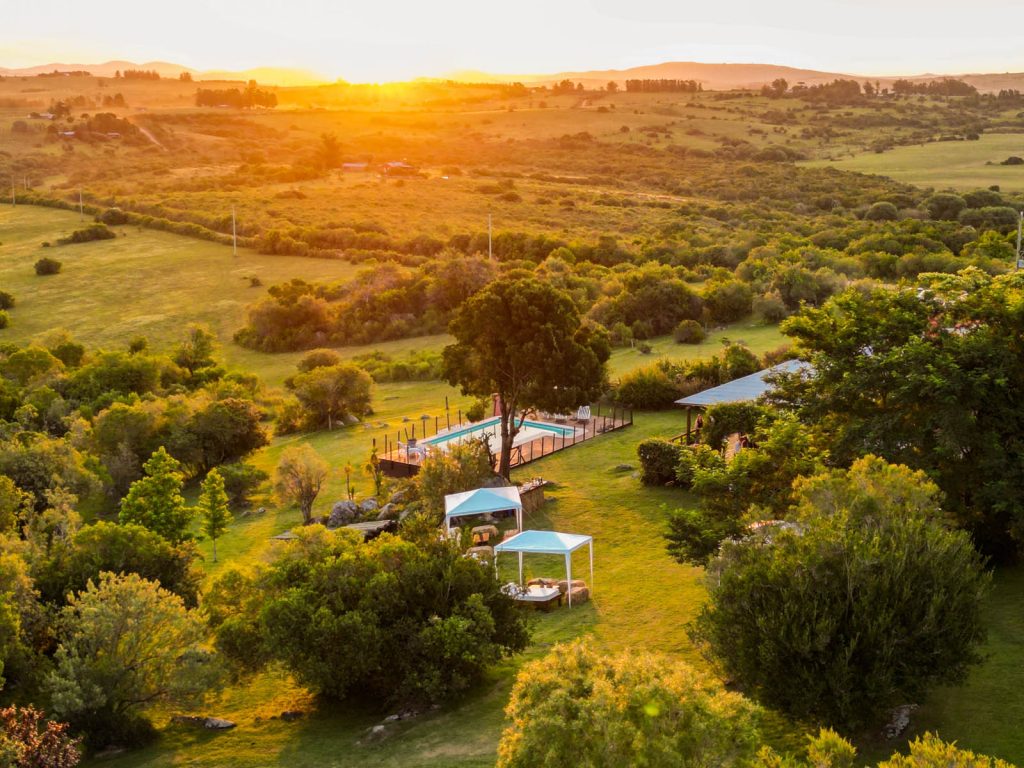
[576,405,591,422]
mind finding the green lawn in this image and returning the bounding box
[803,133,1024,193]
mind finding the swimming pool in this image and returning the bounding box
[425,416,577,454]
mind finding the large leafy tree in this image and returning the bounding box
[45,573,214,749]
[118,448,192,543]
[692,456,990,730]
[772,269,1024,557]
[497,640,762,768]
[443,279,609,478]
[206,526,529,707]
[288,363,373,431]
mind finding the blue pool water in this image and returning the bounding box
[425,416,575,449]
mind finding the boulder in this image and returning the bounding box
[171,715,236,730]
[388,489,408,505]
[359,498,379,514]
[280,710,304,722]
[326,500,359,528]
[376,503,397,521]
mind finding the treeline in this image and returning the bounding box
[624,79,702,93]
[892,77,977,96]
[195,81,278,109]
[118,69,161,80]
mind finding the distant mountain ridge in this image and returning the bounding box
[3,58,1023,92]
[0,60,326,86]
[449,61,1024,93]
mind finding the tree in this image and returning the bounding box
[206,526,528,707]
[33,521,202,608]
[774,271,1024,558]
[198,469,231,562]
[0,706,80,768]
[417,438,494,519]
[315,132,342,170]
[443,279,609,478]
[172,324,217,376]
[217,462,268,509]
[275,444,328,523]
[605,80,619,93]
[288,363,373,431]
[45,573,214,749]
[497,640,762,768]
[691,456,990,730]
[118,447,192,543]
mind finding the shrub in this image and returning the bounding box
[206,527,529,707]
[56,224,116,245]
[673,319,706,344]
[497,640,762,768]
[692,457,991,730]
[0,291,14,310]
[703,280,753,323]
[637,438,682,485]
[296,348,342,372]
[615,365,680,409]
[701,402,772,450]
[99,207,129,225]
[217,462,269,509]
[753,292,788,322]
[958,205,1019,232]
[465,397,490,422]
[34,258,62,276]
[675,443,725,489]
[0,311,8,330]
[864,201,899,221]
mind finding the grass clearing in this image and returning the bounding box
[804,133,1024,192]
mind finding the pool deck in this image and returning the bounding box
[376,407,633,478]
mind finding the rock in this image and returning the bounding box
[388,489,408,505]
[399,507,414,522]
[883,704,918,739]
[376,503,397,520]
[611,463,634,472]
[326,500,359,528]
[280,710,304,722]
[359,498,379,513]
[383,714,400,723]
[172,715,236,730]
[361,724,388,744]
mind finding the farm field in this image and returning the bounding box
[805,132,1024,192]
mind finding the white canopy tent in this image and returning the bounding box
[443,486,523,531]
[494,530,594,608]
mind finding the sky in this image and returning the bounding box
[3,0,1024,82]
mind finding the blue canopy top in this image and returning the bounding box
[444,486,522,522]
[675,359,810,408]
[494,529,592,555]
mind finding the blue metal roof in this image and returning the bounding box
[675,359,811,408]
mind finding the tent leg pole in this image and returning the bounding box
[566,553,572,608]
[518,552,523,588]
[590,542,594,597]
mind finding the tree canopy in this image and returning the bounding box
[443,279,609,478]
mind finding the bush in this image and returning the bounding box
[56,224,116,246]
[99,207,129,225]
[958,205,1019,232]
[864,201,899,221]
[753,292,788,322]
[0,312,8,330]
[497,640,761,768]
[675,443,725,489]
[615,365,680,409]
[637,438,682,485]
[703,280,753,323]
[673,319,706,344]
[34,258,62,276]
[465,397,490,422]
[217,462,269,509]
[692,457,991,730]
[206,527,529,707]
[0,291,14,310]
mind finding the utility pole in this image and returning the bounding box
[232,206,237,257]
[79,190,84,220]
[10,180,15,207]
[488,213,493,261]
[1018,211,1024,271]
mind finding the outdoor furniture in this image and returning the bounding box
[556,579,587,595]
[471,524,499,545]
[576,405,591,422]
[568,585,590,604]
[513,584,562,610]
[494,530,595,608]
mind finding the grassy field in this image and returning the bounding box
[804,133,1024,193]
